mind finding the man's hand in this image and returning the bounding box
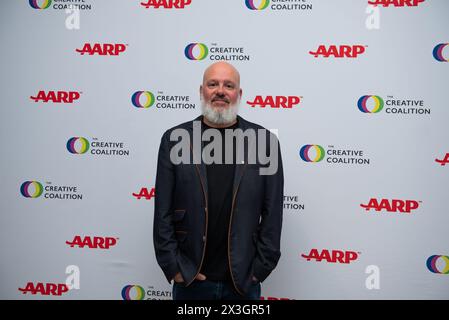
[173,272,207,283]
[195,273,206,281]
[173,272,184,283]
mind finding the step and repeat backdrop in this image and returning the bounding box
[0,0,448,300]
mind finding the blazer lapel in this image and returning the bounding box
[187,117,209,200]
[232,116,248,196]
[187,115,249,201]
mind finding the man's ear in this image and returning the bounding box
[199,85,203,99]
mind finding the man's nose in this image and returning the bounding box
[215,84,225,95]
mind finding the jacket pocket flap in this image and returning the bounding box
[172,209,186,222]
[175,231,187,242]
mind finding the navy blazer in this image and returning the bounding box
[153,115,284,295]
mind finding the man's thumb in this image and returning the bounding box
[196,273,207,280]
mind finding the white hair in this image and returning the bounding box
[201,94,240,126]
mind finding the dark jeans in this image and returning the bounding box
[173,279,261,300]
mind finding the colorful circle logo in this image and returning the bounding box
[20,181,43,198]
[121,285,146,300]
[245,0,270,10]
[357,95,384,113]
[184,43,209,60]
[300,145,325,162]
[29,0,52,9]
[67,137,90,154]
[426,255,449,274]
[433,43,449,62]
[131,91,155,108]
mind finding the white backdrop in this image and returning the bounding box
[1,0,448,300]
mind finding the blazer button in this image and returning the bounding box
[202,235,206,242]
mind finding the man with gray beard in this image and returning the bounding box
[153,61,284,300]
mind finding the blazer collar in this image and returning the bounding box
[187,115,249,200]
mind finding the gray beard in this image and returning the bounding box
[201,100,240,126]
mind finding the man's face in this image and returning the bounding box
[200,63,242,112]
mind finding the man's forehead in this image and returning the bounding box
[203,62,240,83]
[205,76,237,83]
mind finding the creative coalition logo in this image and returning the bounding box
[435,153,449,166]
[245,0,313,11]
[368,0,425,7]
[184,43,251,61]
[30,90,81,104]
[20,181,43,198]
[133,187,155,200]
[66,137,89,154]
[426,255,449,274]
[122,285,172,300]
[140,0,192,9]
[20,181,83,200]
[76,43,127,56]
[357,95,383,113]
[360,198,421,214]
[67,137,130,156]
[283,195,304,211]
[131,91,196,110]
[433,43,448,62]
[29,0,92,10]
[19,282,69,296]
[357,95,430,115]
[300,144,370,165]
[301,249,359,264]
[309,45,367,58]
[247,95,302,109]
[66,236,118,249]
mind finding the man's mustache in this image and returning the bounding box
[212,97,230,103]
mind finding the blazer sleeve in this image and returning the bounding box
[153,131,179,283]
[252,133,284,282]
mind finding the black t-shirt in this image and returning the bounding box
[200,119,237,281]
